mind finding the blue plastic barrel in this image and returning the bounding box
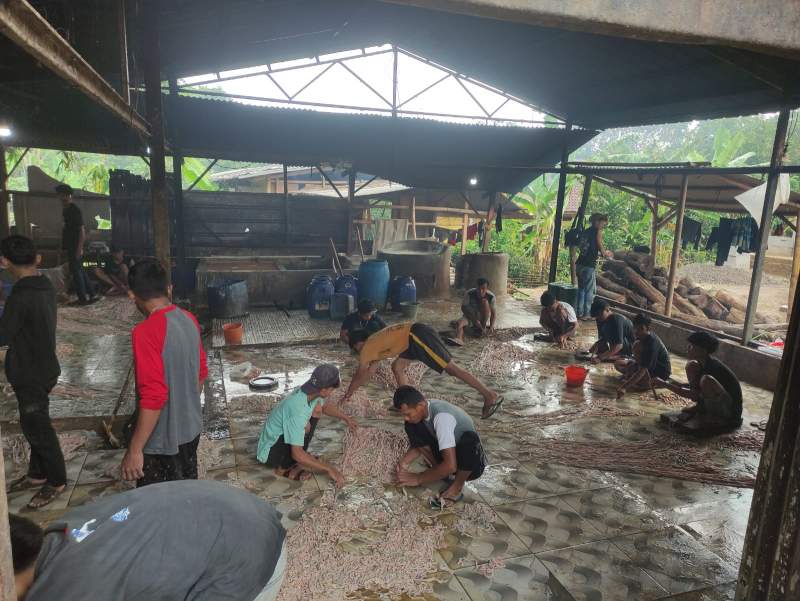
[390,276,416,311]
[207,279,249,319]
[334,275,358,304]
[357,260,390,309]
[306,275,334,318]
[329,292,354,321]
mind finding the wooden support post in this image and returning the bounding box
[570,175,593,285]
[664,176,688,317]
[650,198,659,261]
[117,0,130,103]
[736,232,800,598]
[0,426,15,601]
[789,211,800,312]
[481,193,495,252]
[461,200,468,256]
[0,145,9,238]
[742,105,791,345]
[548,120,572,283]
[168,78,185,284]
[346,168,356,255]
[283,164,290,245]
[143,0,170,280]
[410,195,417,239]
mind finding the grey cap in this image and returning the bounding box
[306,363,341,390]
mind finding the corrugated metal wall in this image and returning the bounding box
[110,190,349,257]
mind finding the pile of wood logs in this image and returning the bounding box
[595,250,776,336]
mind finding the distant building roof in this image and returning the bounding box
[210,164,310,182]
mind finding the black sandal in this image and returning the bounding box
[27,484,64,509]
[6,475,42,494]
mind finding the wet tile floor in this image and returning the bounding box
[2,295,773,600]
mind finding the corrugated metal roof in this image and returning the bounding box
[592,171,800,215]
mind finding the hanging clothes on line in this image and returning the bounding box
[495,203,503,233]
[715,218,734,266]
[681,217,702,250]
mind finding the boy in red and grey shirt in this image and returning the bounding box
[120,259,207,487]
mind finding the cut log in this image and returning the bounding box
[602,259,630,280]
[715,290,746,312]
[597,287,626,303]
[651,276,668,295]
[679,276,695,290]
[703,297,729,321]
[676,285,690,297]
[622,266,666,305]
[625,290,648,308]
[653,266,668,278]
[673,293,708,319]
[688,287,704,296]
[726,307,746,324]
[614,250,655,278]
[687,294,710,309]
[596,274,629,296]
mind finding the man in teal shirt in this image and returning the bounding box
[257,364,356,486]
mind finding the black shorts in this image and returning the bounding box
[404,421,486,481]
[400,323,451,374]
[264,417,319,470]
[138,435,200,488]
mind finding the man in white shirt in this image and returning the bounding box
[539,290,578,348]
[393,386,486,506]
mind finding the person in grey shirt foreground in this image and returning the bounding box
[9,480,287,601]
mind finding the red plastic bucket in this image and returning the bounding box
[223,322,244,345]
[564,364,588,387]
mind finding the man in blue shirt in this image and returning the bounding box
[256,364,356,486]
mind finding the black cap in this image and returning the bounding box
[306,364,341,390]
[357,299,375,314]
[55,184,74,195]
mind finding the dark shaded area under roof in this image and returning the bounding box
[165,95,597,193]
[591,170,800,216]
[2,0,799,137]
[148,0,800,129]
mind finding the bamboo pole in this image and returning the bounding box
[789,210,800,312]
[410,195,417,239]
[461,201,468,256]
[650,198,659,261]
[0,145,10,238]
[664,176,688,317]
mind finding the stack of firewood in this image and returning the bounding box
[595,250,775,335]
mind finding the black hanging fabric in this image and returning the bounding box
[681,217,702,249]
[715,218,735,266]
[495,203,503,232]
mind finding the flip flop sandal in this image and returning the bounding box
[27,484,63,509]
[430,493,464,509]
[443,336,463,347]
[481,396,504,419]
[6,475,41,494]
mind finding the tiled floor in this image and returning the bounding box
[2,294,774,600]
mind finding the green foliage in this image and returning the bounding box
[181,157,218,191]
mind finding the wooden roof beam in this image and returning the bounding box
[0,0,149,136]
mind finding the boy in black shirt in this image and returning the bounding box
[93,245,132,295]
[615,313,671,397]
[57,184,96,305]
[0,236,66,508]
[655,331,743,433]
[339,299,386,344]
[588,298,634,364]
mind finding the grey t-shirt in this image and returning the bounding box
[27,480,286,601]
[426,399,477,448]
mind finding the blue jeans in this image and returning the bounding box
[68,252,91,302]
[576,265,596,317]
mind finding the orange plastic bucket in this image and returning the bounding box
[223,322,244,345]
[564,364,588,387]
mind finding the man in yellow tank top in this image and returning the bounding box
[343,321,503,419]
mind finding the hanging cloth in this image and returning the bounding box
[495,203,503,233]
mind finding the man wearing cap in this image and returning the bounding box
[57,184,96,305]
[256,364,356,486]
[340,299,387,345]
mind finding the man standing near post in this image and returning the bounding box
[56,184,96,305]
[575,213,612,320]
